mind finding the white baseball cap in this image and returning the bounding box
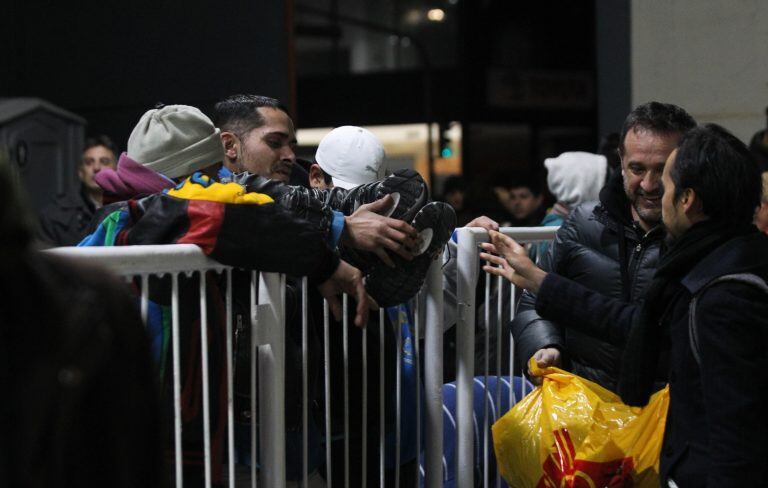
[315,126,385,189]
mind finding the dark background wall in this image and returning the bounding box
[1,0,293,150]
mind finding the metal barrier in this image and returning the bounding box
[47,225,558,488]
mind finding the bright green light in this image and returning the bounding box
[441,147,453,158]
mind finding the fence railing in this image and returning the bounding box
[47,226,558,488]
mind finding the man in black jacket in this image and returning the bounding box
[38,135,118,246]
[511,102,696,391]
[483,123,768,487]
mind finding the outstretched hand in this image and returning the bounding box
[479,230,547,293]
[317,260,378,327]
[341,195,420,268]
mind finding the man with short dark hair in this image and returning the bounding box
[38,135,118,246]
[484,124,768,486]
[511,101,696,391]
[493,173,545,227]
[214,94,296,181]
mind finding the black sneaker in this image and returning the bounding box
[364,202,457,307]
[339,168,428,221]
[338,169,429,274]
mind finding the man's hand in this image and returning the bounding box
[528,347,562,385]
[341,195,420,267]
[465,215,500,232]
[479,230,547,293]
[317,260,378,327]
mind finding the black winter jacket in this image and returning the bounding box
[660,232,768,487]
[512,172,663,390]
[532,231,768,486]
[37,185,97,247]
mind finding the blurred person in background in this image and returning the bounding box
[492,172,545,227]
[748,106,768,172]
[755,172,768,234]
[598,132,622,176]
[38,135,117,246]
[529,151,608,263]
[0,149,162,488]
[439,175,473,226]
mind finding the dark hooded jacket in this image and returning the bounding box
[37,185,98,247]
[512,171,664,391]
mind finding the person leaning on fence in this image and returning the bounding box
[80,104,380,486]
[482,123,768,487]
[511,102,696,391]
[0,144,162,487]
[85,104,453,484]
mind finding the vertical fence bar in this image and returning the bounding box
[140,274,149,324]
[301,277,309,488]
[225,269,235,488]
[509,285,516,408]
[199,272,213,488]
[483,273,491,488]
[323,300,332,488]
[362,316,368,488]
[343,294,350,488]
[379,309,386,488]
[171,273,183,488]
[423,261,444,488]
[414,296,421,488]
[257,272,287,487]
[495,274,503,488]
[395,306,402,488]
[250,271,258,488]
[456,228,479,487]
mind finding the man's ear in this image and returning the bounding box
[309,164,328,189]
[680,188,704,216]
[220,132,239,160]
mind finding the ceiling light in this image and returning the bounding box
[427,8,446,22]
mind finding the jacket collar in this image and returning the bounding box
[681,231,768,294]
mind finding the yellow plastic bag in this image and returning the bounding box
[492,359,669,488]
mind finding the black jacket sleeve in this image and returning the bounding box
[535,272,641,347]
[695,283,768,487]
[511,213,581,365]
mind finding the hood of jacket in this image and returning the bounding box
[544,151,607,208]
[95,152,175,201]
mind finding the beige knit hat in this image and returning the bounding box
[127,105,223,179]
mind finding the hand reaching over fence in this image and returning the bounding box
[317,259,379,327]
[479,230,547,293]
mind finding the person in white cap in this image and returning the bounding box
[311,125,385,190]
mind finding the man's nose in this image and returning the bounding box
[281,145,296,162]
[641,171,661,192]
[93,161,103,173]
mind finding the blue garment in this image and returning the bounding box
[529,212,564,264]
[419,375,533,488]
[384,303,422,467]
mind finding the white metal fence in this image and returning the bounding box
[47,226,558,488]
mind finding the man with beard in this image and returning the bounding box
[510,102,696,391]
[483,124,768,487]
[214,94,297,182]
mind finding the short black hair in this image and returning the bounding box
[619,102,696,154]
[672,123,761,226]
[213,94,289,137]
[598,132,621,170]
[442,175,467,195]
[84,135,118,157]
[507,172,542,197]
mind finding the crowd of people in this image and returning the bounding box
[4,95,768,488]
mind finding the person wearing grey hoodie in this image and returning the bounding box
[529,151,608,263]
